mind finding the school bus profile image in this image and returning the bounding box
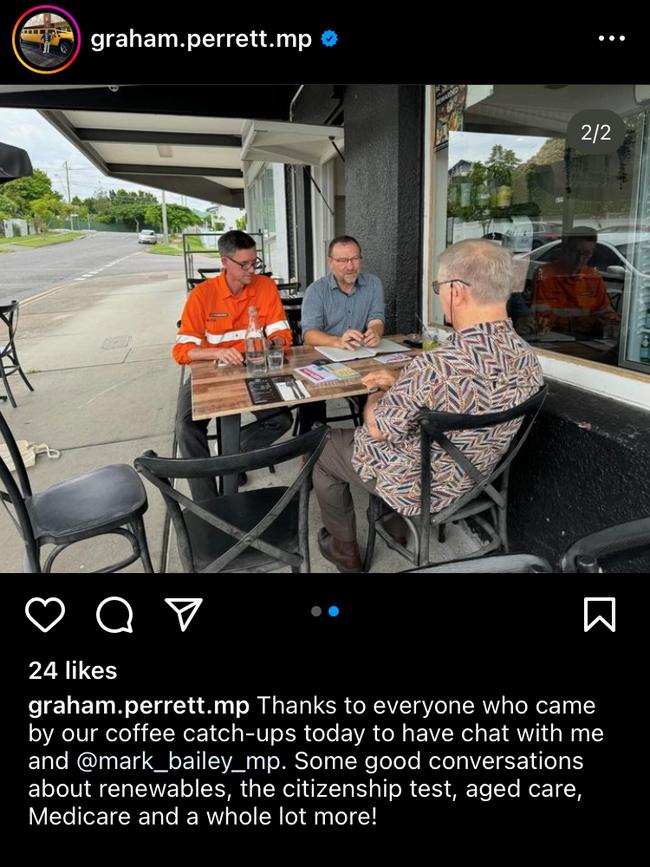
[20,25,75,56]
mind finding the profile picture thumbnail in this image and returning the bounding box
[14,7,80,73]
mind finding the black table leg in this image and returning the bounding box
[219,413,241,495]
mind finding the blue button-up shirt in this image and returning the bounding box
[301,272,385,339]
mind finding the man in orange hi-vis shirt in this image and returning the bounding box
[531,226,619,337]
[174,230,293,502]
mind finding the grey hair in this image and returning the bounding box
[437,239,515,303]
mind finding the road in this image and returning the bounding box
[18,41,71,71]
[0,232,208,304]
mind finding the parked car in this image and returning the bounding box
[138,229,157,244]
[502,221,563,253]
[452,215,532,248]
[598,223,650,233]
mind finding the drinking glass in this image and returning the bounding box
[422,329,439,351]
[267,344,285,370]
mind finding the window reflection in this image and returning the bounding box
[444,94,649,371]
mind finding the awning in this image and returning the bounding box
[0,86,343,207]
[38,109,342,208]
[241,120,343,165]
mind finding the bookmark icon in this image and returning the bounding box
[583,597,616,632]
[165,598,203,632]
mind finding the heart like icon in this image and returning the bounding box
[25,597,66,633]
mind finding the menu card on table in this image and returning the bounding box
[246,376,310,406]
[294,362,361,386]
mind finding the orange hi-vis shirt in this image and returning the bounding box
[173,273,292,365]
[531,263,612,320]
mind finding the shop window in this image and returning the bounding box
[444,97,649,373]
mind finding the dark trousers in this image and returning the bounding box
[297,401,327,435]
[297,394,367,435]
[313,428,377,542]
[175,380,292,503]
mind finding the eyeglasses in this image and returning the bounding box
[432,279,471,295]
[329,255,362,265]
[224,255,263,271]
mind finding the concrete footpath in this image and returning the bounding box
[0,271,476,573]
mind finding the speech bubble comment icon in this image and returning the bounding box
[96,597,134,634]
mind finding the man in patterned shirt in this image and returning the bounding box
[313,239,544,573]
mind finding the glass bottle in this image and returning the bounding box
[245,306,266,374]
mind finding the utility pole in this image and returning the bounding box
[64,160,72,232]
[63,160,71,202]
[161,189,169,245]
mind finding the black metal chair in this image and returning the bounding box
[402,553,554,573]
[277,281,303,347]
[0,410,153,573]
[363,385,548,571]
[197,267,222,279]
[560,516,650,572]
[135,425,329,573]
[1,300,34,408]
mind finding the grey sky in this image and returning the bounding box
[0,108,244,224]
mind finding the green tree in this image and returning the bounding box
[144,204,199,233]
[0,193,18,218]
[83,190,111,216]
[108,188,157,206]
[235,214,247,231]
[486,145,521,187]
[30,195,70,232]
[2,168,60,217]
[0,193,18,235]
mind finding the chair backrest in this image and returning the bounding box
[0,300,19,353]
[560,516,650,572]
[417,384,548,522]
[402,553,553,573]
[276,281,302,295]
[0,409,40,569]
[135,425,329,572]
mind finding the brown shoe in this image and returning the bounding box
[317,528,362,573]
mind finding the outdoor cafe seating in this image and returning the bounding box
[0,409,153,573]
[363,386,548,571]
[135,426,328,573]
[1,300,34,408]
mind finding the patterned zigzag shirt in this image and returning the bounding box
[352,320,544,516]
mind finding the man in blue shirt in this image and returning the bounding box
[299,235,385,432]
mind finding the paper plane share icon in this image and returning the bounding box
[165,598,203,632]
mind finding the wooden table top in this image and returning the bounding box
[190,336,420,421]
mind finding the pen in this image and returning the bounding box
[367,386,381,394]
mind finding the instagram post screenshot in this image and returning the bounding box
[1,2,647,858]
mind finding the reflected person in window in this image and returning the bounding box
[531,227,620,337]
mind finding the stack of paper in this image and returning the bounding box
[315,338,408,362]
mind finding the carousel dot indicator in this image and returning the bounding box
[328,605,340,617]
[311,606,322,617]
